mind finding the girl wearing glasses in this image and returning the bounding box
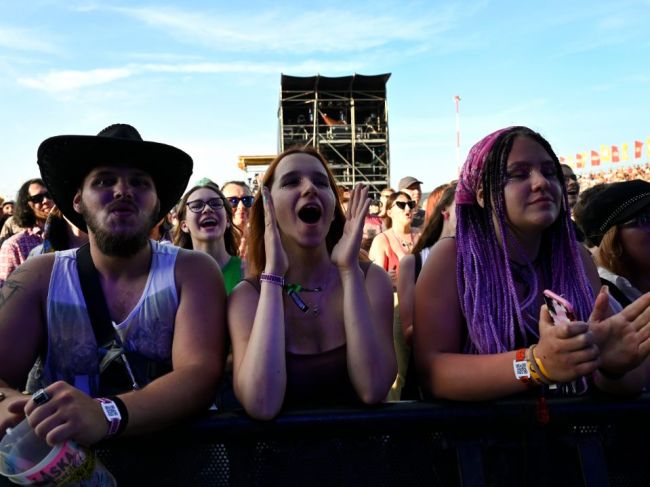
[576,180,650,308]
[173,181,243,294]
[228,147,396,420]
[368,191,420,289]
[414,126,650,402]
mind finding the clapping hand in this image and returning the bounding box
[331,184,371,272]
[589,288,650,376]
[261,186,289,276]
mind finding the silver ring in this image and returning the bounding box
[32,388,51,406]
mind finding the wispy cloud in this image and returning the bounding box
[18,67,133,92]
[0,25,58,53]
[104,4,460,55]
[17,58,365,93]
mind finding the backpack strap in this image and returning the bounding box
[76,243,115,346]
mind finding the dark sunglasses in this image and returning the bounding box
[564,174,578,182]
[186,198,225,213]
[28,192,51,204]
[393,200,416,210]
[621,213,650,229]
[227,196,254,208]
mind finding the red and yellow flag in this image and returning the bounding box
[635,140,644,159]
[600,145,610,163]
[591,150,600,166]
[611,145,620,163]
[575,153,584,168]
[621,143,629,161]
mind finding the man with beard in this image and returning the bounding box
[0,124,225,449]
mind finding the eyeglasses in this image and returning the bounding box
[186,198,225,213]
[226,196,254,208]
[621,213,650,229]
[28,192,52,204]
[393,200,416,210]
[564,174,578,182]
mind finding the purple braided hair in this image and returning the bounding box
[456,126,594,354]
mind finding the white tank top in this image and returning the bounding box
[35,241,179,395]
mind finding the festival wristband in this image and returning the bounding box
[513,348,534,388]
[95,397,121,437]
[260,273,285,287]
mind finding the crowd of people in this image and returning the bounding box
[0,123,649,460]
[577,162,650,190]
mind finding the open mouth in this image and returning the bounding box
[199,217,219,228]
[297,205,322,224]
[567,189,579,196]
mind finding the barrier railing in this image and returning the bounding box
[3,393,650,486]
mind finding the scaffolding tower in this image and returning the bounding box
[279,73,391,197]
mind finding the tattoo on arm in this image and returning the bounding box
[0,267,26,311]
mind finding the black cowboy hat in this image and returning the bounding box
[37,124,193,232]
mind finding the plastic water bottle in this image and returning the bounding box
[0,418,115,486]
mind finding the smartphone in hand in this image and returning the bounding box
[543,289,575,325]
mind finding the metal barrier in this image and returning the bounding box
[3,394,649,486]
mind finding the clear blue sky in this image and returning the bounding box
[2,0,649,200]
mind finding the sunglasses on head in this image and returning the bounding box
[28,192,51,204]
[621,213,650,229]
[394,200,416,210]
[226,196,254,208]
[186,198,225,213]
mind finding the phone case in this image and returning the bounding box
[543,289,575,324]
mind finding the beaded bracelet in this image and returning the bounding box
[260,273,285,287]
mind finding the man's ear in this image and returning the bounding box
[72,190,83,214]
[476,185,485,208]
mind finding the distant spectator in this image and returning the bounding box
[0,178,53,285]
[573,183,611,251]
[222,180,253,258]
[576,180,650,308]
[2,201,13,217]
[398,176,425,228]
[28,207,88,256]
[561,164,580,210]
[424,183,450,225]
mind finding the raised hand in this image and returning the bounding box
[331,184,371,271]
[590,289,650,376]
[534,305,600,383]
[261,186,288,276]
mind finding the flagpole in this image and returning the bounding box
[454,95,461,173]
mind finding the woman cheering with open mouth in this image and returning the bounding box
[228,147,396,420]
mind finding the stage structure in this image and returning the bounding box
[279,73,391,197]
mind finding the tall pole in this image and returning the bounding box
[454,95,461,172]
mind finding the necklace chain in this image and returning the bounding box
[392,229,414,249]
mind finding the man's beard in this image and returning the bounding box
[80,201,159,258]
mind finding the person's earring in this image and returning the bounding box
[442,210,450,221]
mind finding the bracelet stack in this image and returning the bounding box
[513,346,555,387]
